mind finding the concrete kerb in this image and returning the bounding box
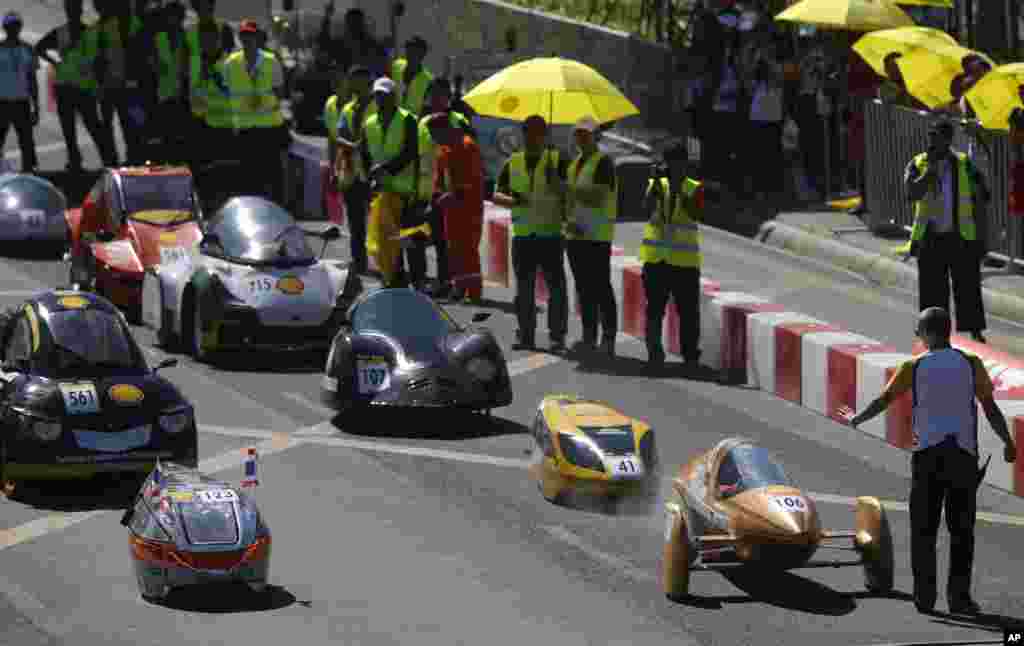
[758,221,1024,328]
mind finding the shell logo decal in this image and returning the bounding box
[58,295,89,309]
[277,276,304,295]
[108,384,144,405]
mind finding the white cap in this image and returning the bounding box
[574,116,599,133]
[373,77,396,95]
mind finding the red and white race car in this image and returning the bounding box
[65,165,203,320]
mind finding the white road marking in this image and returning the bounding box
[0,290,46,298]
[506,352,563,376]
[283,391,336,417]
[0,427,301,552]
[542,525,657,583]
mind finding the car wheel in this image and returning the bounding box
[184,290,209,362]
[856,497,895,593]
[663,503,692,600]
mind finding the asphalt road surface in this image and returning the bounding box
[3,2,1024,645]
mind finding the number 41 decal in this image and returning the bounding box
[617,459,638,473]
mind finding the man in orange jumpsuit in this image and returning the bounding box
[426,112,484,302]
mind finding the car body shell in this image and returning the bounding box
[661,437,894,597]
[140,197,350,353]
[0,173,69,242]
[0,291,197,480]
[528,394,659,502]
[124,462,270,600]
[64,166,203,312]
[320,288,513,412]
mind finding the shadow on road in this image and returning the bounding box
[929,611,1024,633]
[202,350,327,374]
[573,354,721,383]
[672,569,906,615]
[0,242,67,261]
[154,583,301,613]
[5,474,140,512]
[335,408,528,440]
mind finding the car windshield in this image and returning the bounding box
[718,445,792,498]
[178,500,239,545]
[44,309,145,375]
[205,198,315,266]
[121,174,196,223]
[579,426,636,456]
[352,289,457,341]
[0,175,66,219]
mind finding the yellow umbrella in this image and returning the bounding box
[462,57,639,125]
[775,0,915,31]
[898,44,994,108]
[852,26,958,77]
[964,63,1024,131]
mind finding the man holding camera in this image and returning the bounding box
[640,144,705,371]
[903,120,990,343]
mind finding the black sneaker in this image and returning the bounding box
[549,338,567,354]
[512,332,535,351]
[948,597,981,615]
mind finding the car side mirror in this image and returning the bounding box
[471,312,491,323]
[96,230,115,242]
[153,358,178,371]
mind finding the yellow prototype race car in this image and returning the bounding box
[662,437,894,599]
[528,394,660,512]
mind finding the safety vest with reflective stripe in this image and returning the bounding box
[224,50,284,129]
[324,94,341,145]
[338,96,377,180]
[155,31,186,103]
[97,15,142,87]
[364,108,417,195]
[190,55,231,128]
[508,149,564,238]
[640,177,702,268]
[391,58,433,116]
[54,23,99,90]
[910,152,977,242]
[566,152,617,242]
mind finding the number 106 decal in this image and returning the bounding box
[770,495,807,512]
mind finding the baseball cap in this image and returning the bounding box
[3,11,23,27]
[574,116,599,133]
[373,77,397,95]
[239,19,259,34]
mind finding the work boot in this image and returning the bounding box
[549,337,567,354]
[512,330,535,351]
[948,596,980,615]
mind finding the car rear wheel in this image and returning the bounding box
[856,497,895,593]
[663,502,692,600]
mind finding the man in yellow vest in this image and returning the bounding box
[492,115,569,353]
[34,0,117,171]
[149,1,189,162]
[640,144,704,370]
[324,65,350,177]
[224,20,289,204]
[390,36,432,117]
[186,23,231,171]
[904,120,991,344]
[566,116,618,357]
[334,65,376,275]
[95,0,147,165]
[358,76,419,287]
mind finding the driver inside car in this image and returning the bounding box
[718,454,741,496]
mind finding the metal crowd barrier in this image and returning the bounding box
[864,99,1019,266]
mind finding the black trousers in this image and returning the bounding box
[55,85,116,168]
[748,121,784,197]
[795,93,824,195]
[395,200,428,287]
[642,261,701,362]
[917,232,986,333]
[101,87,148,165]
[235,125,290,205]
[343,179,371,272]
[0,99,37,171]
[567,239,617,344]
[512,235,568,343]
[397,200,449,288]
[910,440,979,605]
[149,99,191,164]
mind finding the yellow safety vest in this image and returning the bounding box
[391,58,433,116]
[155,31,186,103]
[639,177,702,268]
[97,15,142,87]
[909,152,977,242]
[364,107,417,195]
[224,50,284,129]
[338,96,377,182]
[54,23,99,91]
[566,152,617,242]
[507,149,564,238]
[190,55,231,128]
[324,94,341,145]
